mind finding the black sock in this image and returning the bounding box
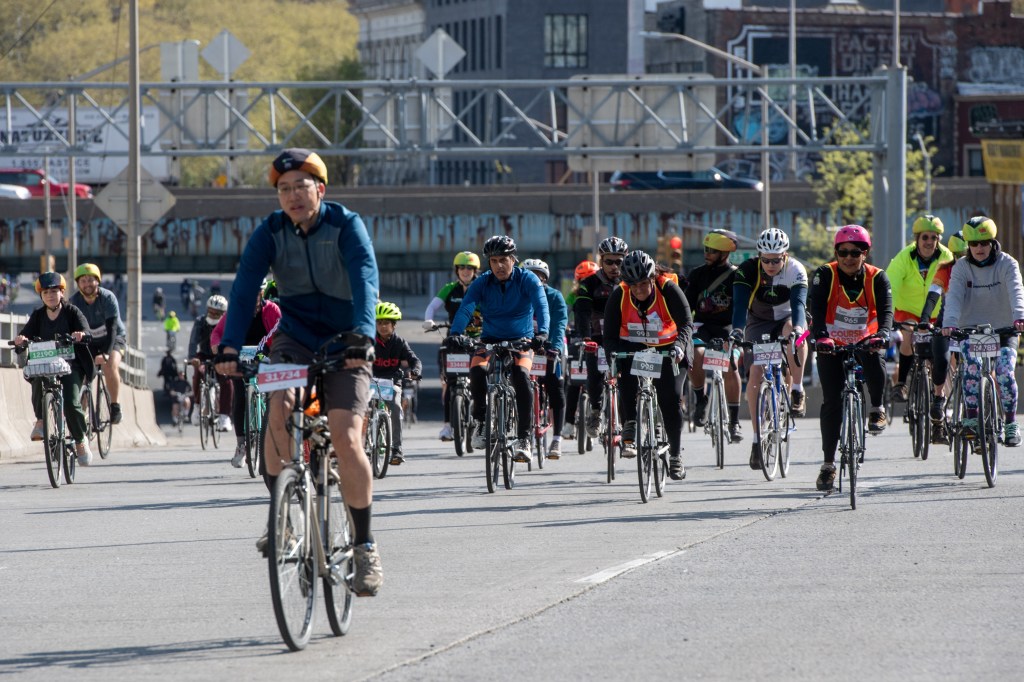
[898,353,913,383]
[693,386,705,401]
[728,404,740,424]
[349,504,374,546]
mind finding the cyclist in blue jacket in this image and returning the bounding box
[522,258,569,459]
[448,236,550,463]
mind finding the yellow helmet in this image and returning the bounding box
[375,301,402,321]
[962,216,997,242]
[74,263,102,281]
[912,214,944,235]
[453,251,481,269]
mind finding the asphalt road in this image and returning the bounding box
[2,412,1023,681]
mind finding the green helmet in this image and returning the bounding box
[375,301,402,321]
[962,216,997,242]
[912,214,944,235]
[73,263,102,281]
[947,230,967,256]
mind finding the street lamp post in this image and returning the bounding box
[912,131,932,213]
[641,31,771,230]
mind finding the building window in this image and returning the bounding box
[965,146,985,177]
[544,14,588,68]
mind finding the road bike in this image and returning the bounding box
[947,326,1019,488]
[481,339,530,492]
[898,321,934,461]
[829,337,882,510]
[584,343,621,483]
[742,335,797,481]
[567,341,594,454]
[529,351,554,469]
[80,360,113,460]
[700,338,733,469]
[365,376,395,479]
[197,359,221,450]
[255,334,357,651]
[13,336,85,488]
[611,350,672,503]
[239,346,267,479]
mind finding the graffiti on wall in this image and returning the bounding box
[966,46,1024,85]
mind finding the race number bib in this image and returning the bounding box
[257,364,308,392]
[703,348,730,372]
[912,332,932,345]
[597,347,609,373]
[752,342,784,367]
[445,353,471,374]
[371,378,396,401]
[630,351,663,378]
[968,333,999,358]
[27,340,74,362]
[530,354,548,377]
[570,360,588,383]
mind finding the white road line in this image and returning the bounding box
[575,550,677,585]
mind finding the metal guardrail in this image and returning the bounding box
[0,312,148,388]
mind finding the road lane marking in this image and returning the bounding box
[575,550,677,584]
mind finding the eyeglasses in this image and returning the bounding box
[704,247,722,255]
[603,259,623,266]
[455,265,477,271]
[836,249,865,258]
[918,234,940,242]
[969,240,992,248]
[759,257,783,265]
[276,181,317,195]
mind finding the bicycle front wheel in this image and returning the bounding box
[268,467,317,651]
[779,392,792,478]
[43,391,62,488]
[910,365,930,460]
[246,391,264,479]
[485,394,500,493]
[605,387,619,483]
[502,397,517,490]
[576,392,589,455]
[636,396,654,503]
[980,374,999,488]
[198,384,210,451]
[62,439,76,484]
[844,392,862,510]
[950,379,967,479]
[208,385,221,449]
[80,384,95,448]
[452,391,467,457]
[96,378,112,459]
[322,471,354,636]
[711,378,726,469]
[757,383,779,481]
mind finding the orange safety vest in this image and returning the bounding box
[824,262,880,346]
[618,281,679,347]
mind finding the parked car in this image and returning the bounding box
[0,168,93,199]
[609,167,763,192]
[0,183,31,199]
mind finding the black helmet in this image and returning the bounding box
[621,250,656,284]
[598,236,629,255]
[483,235,517,259]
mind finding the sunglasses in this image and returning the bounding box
[759,257,783,265]
[603,259,623,266]
[918,234,940,242]
[969,240,992,248]
[837,249,865,258]
[704,247,722,255]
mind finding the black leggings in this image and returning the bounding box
[541,362,565,433]
[930,334,952,387]
[616,358,685,458]
[817,349,885,463]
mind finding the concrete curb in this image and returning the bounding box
[0,368,166,464]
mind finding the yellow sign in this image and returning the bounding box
[1013,0,1024,18]
[982,139,1024,184]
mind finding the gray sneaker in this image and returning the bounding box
[547,439,562,460]
[76,441,93,466]
[353,542,384,597]
[230,443,245,468]
[470,420,486,450]
[513,441,532,463]
[585,408,602,438]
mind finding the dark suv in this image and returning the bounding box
[609,167,763,192]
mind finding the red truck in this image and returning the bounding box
[0,168,93,198]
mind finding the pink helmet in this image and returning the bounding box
[834,224,871,248]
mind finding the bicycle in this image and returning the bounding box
[947,326,1019,488]
[700,338,733,469]
[742,335,797,482]
[197,359,221,451]
[567,341,594,454]
[584,342,620,483]
[239,346,267,479]
[529,351,553,469]
[80,360,113,460]
[432,323,475,457]
[481,339,530,493]
[166,329,177,353]
[13,336,84,488]
[898,321,934,461]
[401,371,419,427]
[365,376,394,480]
[611,350,673,503]
[253,334,357,651]
[829,337,882,510]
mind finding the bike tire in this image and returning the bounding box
[268,467,317,651]
[606,388,619,483]
[96,378,112,459]
[452,392,466,457]
[779,391,792,478]
[322,466,354,637]
[980,374,998,488]
[950,381,967,479]
[43,391,62,488]
[80,385,94,447]
[502,397,517,490]
[250,410,267,479]
[485,394,499,493]
[757,383,778,481]
[682,374,697,433]
[63,439,76,484]
[377,408,392,480]
[198,383,210,451]
[636,396,653,503]
[712,379,726,469]
[208,385,221,449]
[845,392,861,510]
[576,392,589,455]
[882,375,894,425]
[246,390,264,479]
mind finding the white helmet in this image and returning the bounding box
[206,294,228,312]
[521,258,549,280]
[756,227,789,254]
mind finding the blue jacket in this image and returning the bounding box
[223,201,379,352]
[451,267,549,341]
[544,285,568,353]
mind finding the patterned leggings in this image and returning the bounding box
[963,346,1017,420]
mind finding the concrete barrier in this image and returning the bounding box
[0,367,166,464]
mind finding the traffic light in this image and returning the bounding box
[656,234,673,265]
[669,234,683,270]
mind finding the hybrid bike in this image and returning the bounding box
[365,376,394,480]
[481,340,530,492]
[700,338,733,469]
[80,360,113,460]
[239,346,267,479]
[611,350,672,503]
[742,335,797,481]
